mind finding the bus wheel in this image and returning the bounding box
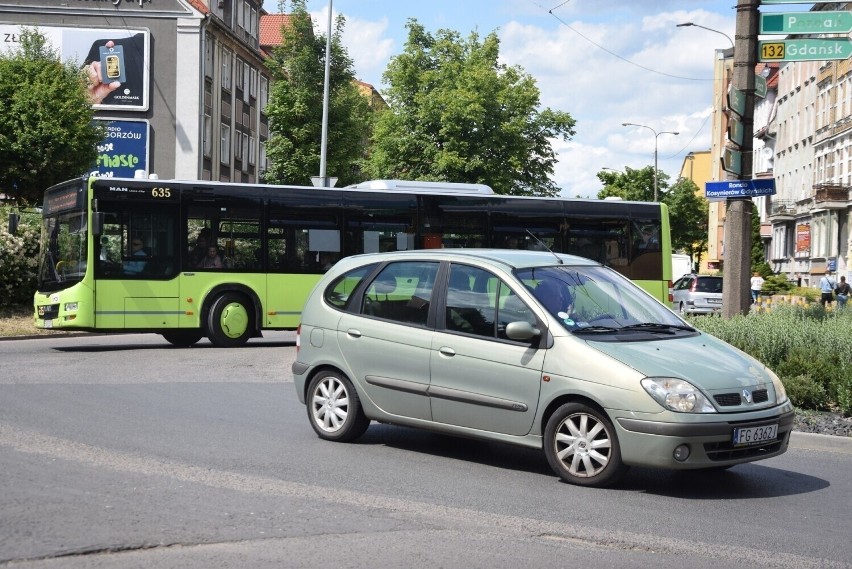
[207,292,253,347]
[161,330,204,347]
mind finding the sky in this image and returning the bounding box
[260,0,786,198]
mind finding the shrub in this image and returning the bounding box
[782,374,829,410]
[761,274,795,295]
[0,208,41,308]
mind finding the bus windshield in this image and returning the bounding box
[38,210,89,293]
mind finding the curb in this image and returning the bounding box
[789,431,852,454]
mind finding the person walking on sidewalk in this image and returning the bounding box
[750,271,765,304]
[835,275,851,309]
[819,271,837,307]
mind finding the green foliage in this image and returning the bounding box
[782,374,829,410]
[364,19,575,196]
[263,0,373,187]
[597,166,658,202]
[761,274,795,295]
[661,177,708,261]
[690,305,852,415]
[0,28,103,206]
[0,207,40,307]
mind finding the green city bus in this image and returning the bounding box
[33,177,673,347]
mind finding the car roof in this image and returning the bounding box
[333,248,601,271]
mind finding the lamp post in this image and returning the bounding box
[675,22,735,49]
[621,123,679,201]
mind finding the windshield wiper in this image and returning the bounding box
[572,325,620,334]
[621,323,695,333]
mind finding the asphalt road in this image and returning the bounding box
[1,332,851,569]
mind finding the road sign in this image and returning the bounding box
[760,12,852,34]
[705,179,776,199]
[755,74,767,99]
[759,38,852,62]
[727,117,744,146]
[722,148,742,176]
[727,87,745,118]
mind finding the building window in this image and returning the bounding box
[242,133,249,171]
[249,136,256,166]
[260,76,268,114]
[203,114,212,158]
[221,124,231,165]
[236,58,244,90]
[259,140,267,172]
[205,35,214,79]
[221,47,232,91]
[250,67,257,98]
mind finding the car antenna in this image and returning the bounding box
[526,230,563,264]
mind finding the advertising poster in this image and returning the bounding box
[0,25,149,111]
[89,119,150,179]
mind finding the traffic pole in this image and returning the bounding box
[723,0,759,318]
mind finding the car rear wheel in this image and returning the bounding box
[678,302,687,315]
[307,371,370,442]
[544,402,627,487]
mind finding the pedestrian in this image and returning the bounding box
[819,270,836,307]
[750,271,765,304]
[835,275,851,309]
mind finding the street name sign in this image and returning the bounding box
[727,87,745,118]
[705,179,776,199]
[761,12,852,34]
[728,116,744,146]
[759,38,852,62]
[722,148,742,176]
[755,74,767,99]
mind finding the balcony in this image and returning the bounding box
[813,184,849,210]
[769,199,796,219]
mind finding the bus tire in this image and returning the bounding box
[206,292,254,347]
[161,330,204,347]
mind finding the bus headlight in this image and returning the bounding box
[64,302,78,311]
[641,377,715,413]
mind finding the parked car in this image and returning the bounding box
[672,274,724,315]
[292,250,792,487]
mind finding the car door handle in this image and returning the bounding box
[439,347,456,357]
[346,329,362,338]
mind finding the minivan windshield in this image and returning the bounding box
[517,265,691,335]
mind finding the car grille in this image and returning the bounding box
[713,389,768,407]
[704,435,785,461]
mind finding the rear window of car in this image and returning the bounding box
[324,263,378,309]
[695,277,723,293]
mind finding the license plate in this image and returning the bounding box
[707,298,722,304]
[733,424,778,446]
[44,319,53,329]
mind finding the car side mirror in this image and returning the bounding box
[505,321,540,341]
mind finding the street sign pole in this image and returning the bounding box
[724,0,758,318]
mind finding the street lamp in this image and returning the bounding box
[621,123,679,201]
[676,22,734,48]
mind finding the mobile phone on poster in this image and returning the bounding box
[99,44,126,83]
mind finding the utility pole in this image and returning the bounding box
[723,0,759,318]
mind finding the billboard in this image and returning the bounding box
[89,119,150,178]
[0,25,150,111]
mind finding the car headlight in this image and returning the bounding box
[641,377,716,413]
[767,368,788,405]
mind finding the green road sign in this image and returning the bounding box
[722,148,742,176]
[759,38,852,62]
[727,87,745,118]
[728,117,744,146]
[761,11,852,34]
[755,74,767,99]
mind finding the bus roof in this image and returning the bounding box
[345,179,494,195]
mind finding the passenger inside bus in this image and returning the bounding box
[123,237,148,274]
[197,244,223,269]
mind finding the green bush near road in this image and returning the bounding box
[690,305,852,415]
[0,206,40,308]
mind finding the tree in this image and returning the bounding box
[596,166,658,202]
[364,20,576,197]
[263,0,373,187]
[0,28,103,206]
[662,177,708,264]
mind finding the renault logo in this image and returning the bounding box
[742,389,753,403]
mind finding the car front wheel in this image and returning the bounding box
[307,371,370,442]
[544,402,627,487]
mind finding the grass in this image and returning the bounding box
[0,305,53,337]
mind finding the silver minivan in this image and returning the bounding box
[292,250,793,487]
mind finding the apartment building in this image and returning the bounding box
[0,0,270,183]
